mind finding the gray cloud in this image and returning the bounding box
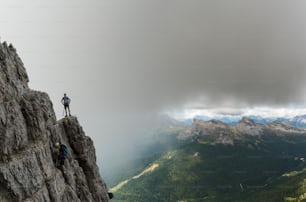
[92,0,306,112]
[2,0,306,112]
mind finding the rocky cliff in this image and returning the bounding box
[0,41,109,201]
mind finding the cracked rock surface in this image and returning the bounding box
[0,42,109,202]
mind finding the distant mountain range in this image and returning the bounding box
[178,117,306,145]
[183,114,306,128]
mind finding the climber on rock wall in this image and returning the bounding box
[55,142,68,172]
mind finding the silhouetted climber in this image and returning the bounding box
[55,142,68,173]
[61,93,71,117]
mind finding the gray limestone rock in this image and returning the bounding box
[0,41,110,201]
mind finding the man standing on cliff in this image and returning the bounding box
[61,93,71,117]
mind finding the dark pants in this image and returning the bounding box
[64,104,71,116]
[58,154,65,166]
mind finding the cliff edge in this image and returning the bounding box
[0,41,109,201]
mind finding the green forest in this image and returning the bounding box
[111,132,306,202]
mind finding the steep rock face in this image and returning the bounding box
[0,42,109,201]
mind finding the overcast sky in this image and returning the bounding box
[1,0,306,177]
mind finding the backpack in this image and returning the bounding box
[60,144,68,156]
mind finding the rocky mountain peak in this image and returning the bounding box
[178,119,235,145]
[0,41,110,201]
[239,116,256,126]
[207,119,228,126]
